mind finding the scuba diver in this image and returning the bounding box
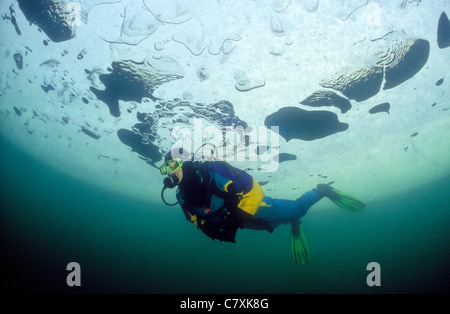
[160,149,365,264]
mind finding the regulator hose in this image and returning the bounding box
[161,177,179,206]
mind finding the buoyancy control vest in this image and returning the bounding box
[177,161,243,219]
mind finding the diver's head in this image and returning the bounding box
[160,158,184,185]
[160,147,188,186]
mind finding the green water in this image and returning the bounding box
[1,136,449,294]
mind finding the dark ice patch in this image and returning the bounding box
[383,39,430,90]
[39,59,60,67]
[166,99,244,128]
[41,84,55,93]
[277,153,297,163]
[117,129,162,167]
[77,49,86,60]
[13,106,22,116]
[197,67,209,81]
[81,126,101,139]
[119,99,247,165]
[138,99,247,138]
[435,78,444,86]
[90,57,183,117]
[13,53,23,70]
[437,12,450,49]
[90,69,151,117]
[320,66,384,102]
[341,67,384,102]
[264,107,349,141]
[4,4,22,35]
[17,0,74,42]
[256,145,269,155]
[369,102,390,114]
[90,61,169,117]
[300,90,352,113]
[411,132,418,137]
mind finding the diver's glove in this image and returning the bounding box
[200,219,238,243]
[163,176,178,189]
[314,182,340,200]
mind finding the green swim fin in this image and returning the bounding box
[330,187,365,212]
[290,220,311,264]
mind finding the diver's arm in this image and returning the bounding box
[176,190,204,228]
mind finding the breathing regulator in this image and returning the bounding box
[161,176,179,206]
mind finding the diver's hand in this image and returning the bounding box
[163,177,177,189]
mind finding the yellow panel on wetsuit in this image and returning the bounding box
[237,178,265,215]
[185,210,204,228]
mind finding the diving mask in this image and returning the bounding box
[160,159,183,175]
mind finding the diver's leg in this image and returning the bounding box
[254,190,322,224]
[293,190,323,216]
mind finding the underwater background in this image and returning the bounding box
[1,0,449,296]
[1,135,449,294]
